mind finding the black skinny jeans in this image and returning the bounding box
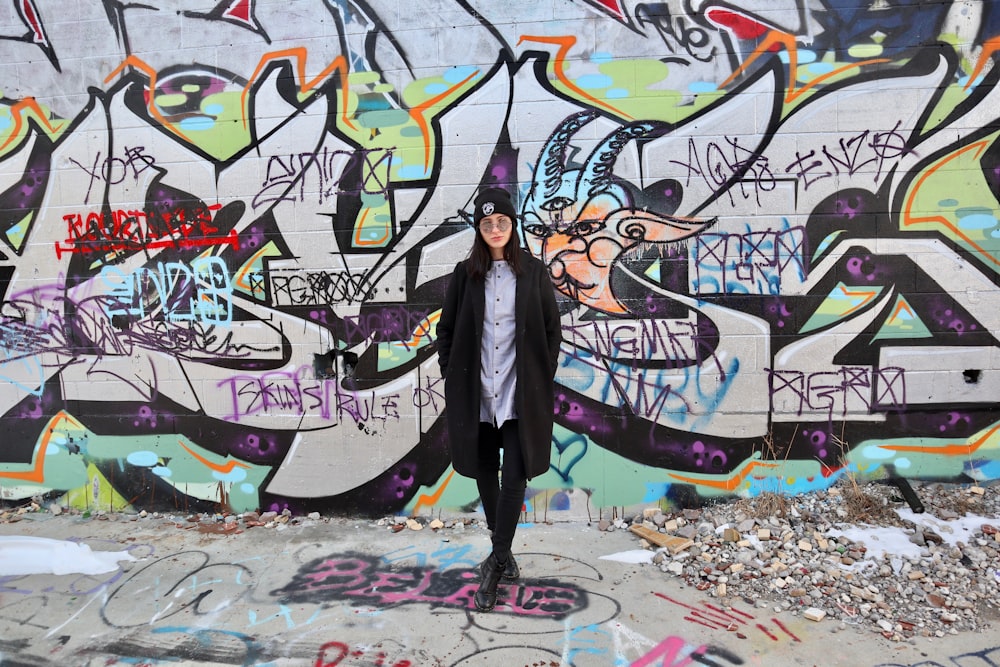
[475,420,527,563]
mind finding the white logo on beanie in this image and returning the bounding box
[482,202,495,215]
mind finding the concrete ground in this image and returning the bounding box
[0,512,996,667]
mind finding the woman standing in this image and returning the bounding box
[436,187,562,612]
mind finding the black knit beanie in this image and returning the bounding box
[473,187,517,224]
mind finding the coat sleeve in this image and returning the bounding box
[437,262,464,374]
[538,263,562,378]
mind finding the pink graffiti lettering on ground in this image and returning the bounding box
[302,557,370,591]
[284,556,586,617]
[337,569,580,616]
[342,568,437,603]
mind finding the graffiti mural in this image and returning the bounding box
[1,0,999,516]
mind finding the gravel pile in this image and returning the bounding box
[608,479,1000,642]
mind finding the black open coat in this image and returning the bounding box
[436,251,561,480]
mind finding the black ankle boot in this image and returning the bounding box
[475,553,505,611]
[480,552,519,580]
[501,553,520,580]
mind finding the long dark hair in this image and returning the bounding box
[465,222,522,280]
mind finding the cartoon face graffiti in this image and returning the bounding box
[521,112,716,315]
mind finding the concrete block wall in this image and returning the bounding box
[0,0,998,517]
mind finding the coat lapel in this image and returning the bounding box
[514,256,530,332]
[472,272,485,342]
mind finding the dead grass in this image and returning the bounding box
[828,432,897,524]
[733,491,790,519]
[840,483,897,524]
[734,430,795,519]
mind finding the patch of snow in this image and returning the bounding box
[0,536,135,575]
[600,549,655,564]
[826,510,995,561]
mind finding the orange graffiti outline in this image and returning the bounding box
[409,68,481,171]
[105,51,355,145]
[718,31,889,104]
[836,284,879,316]
[517,35,632,120]
[178,441,251,473]
[668,460,781,492]
[106,56,193,144]
[0,412,83,482]
[411,469,455,515]
[888,298,914,323]
[241,48,356,131]
[901,138,1000,267]
[401,311,439,348]
[385,312,439,355]
[0,97,66,151]
[234,245,273,294]
[963,36,1000,90]
[352,206,391,247]
[878,423,1000,457]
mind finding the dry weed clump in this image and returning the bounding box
[840,483,889,523]
[733,491,790,519]
[837,479,908,526]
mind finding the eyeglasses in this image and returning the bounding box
[478,218,511,232]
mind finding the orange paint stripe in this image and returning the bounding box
[351,206,391,247]
[412,469,456,515]
[964,35,1000,90]
[880,443,975,456]
[518,35,632,120]
[410,69,481,170]
[240,49,355,131]
[234,245,272,292]
[395,312,440,349]
[178,441,250,473]
[784,57,889,104]
[880,424,1000,457]
[106,56,192,144]
[901,139,1000,267]
[669,460,780,492]
[838,285,878,316]
[0,97,66,151]
[0,435,50,482]
[0,412,82,482]
[718,31,888,105]
[107,51,355,145]
[889,299,913,321]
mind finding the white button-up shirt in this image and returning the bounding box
[480,260,517,427]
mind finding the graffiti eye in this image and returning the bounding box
[540,196,574,212]
[566,219,606,237]
[524,224,554,239]
[621,221,646,240]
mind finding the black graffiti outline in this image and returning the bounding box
[101,551,254,628]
